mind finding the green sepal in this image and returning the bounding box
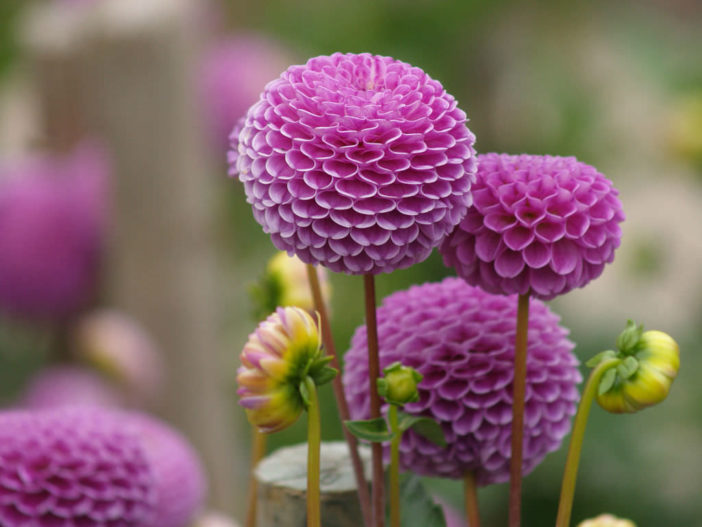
[310,366,338,387]
[396,475,447,527]
[344,418,395,443]
[249,271,284,322]
[617,356,639,379]
[598,368,618,396]
[616,319,644,355]
[586,350,617,368]
[299,379,311,407]
[397,411,447,447]
[377,378,389,399]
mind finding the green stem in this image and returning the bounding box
[555,358,621,527]
[306,377,321,527]
[388,405,401,527]
[245,428,267,527]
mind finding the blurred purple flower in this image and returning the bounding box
[0,143,107,321]
[0,407,155,526]
[229,52,476,275]
[200,34,292,151]
[343,277,581,484]
[440,153,624,299]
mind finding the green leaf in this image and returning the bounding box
[396,475,447,527]
[397,412,446,447]
[617,356,639,379]
[598,368,617,396]
[344,418,395,443]
[310,366,338,386]
[586,350,617,368]
[298,379,311,407]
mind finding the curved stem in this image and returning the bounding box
[306,264,372,527]
[245,429,267,527]
[509,294,530,527]
[555,358,621,527]
[388,405,401,527]
[463,471,481,527]
[305,377,321,527]
[364,273,385,527]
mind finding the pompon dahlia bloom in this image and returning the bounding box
[0,144,107,320]
[229,52,477,275]
[343,277,581,484]
[440,153,624,300]
[0,407,155,526]
[19,366,123,409]
[237,306,326,433]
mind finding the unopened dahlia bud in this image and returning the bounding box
[251,251,330,318]
[237,307,335,433]
[377,362,423,406]
[577,514,636,527]
[595,322,680,414]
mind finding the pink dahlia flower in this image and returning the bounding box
[0,407,155,526]
[230,52,476,275]
[440,153,624,299]
[0,144,107,320]
[343,277,581,484]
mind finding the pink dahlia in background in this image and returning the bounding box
[230,52,476,275]
[0,143,107,320]
[0,407,155,526]
[343,277,581,484]
[440,153,624,299]
[200,34,292,151]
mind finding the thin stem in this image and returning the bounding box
[364,273,385,527]
[555,358,621,527]
[388,405,401,527]
[306,264,372,527]
[463,472,481,527]
[245,429,267,527]
[508,293,530,527]
[306,377,322,527]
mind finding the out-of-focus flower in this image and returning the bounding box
[441,153,624,300]
[343,277,580,484]
[229,52,476,275]
[0,143,107,321]
[0,407,155,526]
[237,307,334,433]
[667,92,702,166]
[73,309,164,406]
[194,511,241,527]
[577,514,636,527]
[251,251,330,318]
[200,34,292,151]
[377,362,423,406]
[19,365,123,409]
[125,413,207,527]
[594,322,680,414]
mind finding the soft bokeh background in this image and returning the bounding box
[0,0,700,526]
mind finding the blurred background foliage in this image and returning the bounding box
[0,0,701,526]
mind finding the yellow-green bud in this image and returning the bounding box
[596,326,680,414]
[377,362,423,406]
[577,514,636,527]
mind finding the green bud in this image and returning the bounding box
[378,362,423,406]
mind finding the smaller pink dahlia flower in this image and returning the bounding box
[230,52,476,275]
[0,407,155,526]
[440,153,624,300]
[343,277,581,484]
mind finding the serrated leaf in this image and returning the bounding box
[310,366,338,386]
[397,475,447,527]
[617,356,639,379]
[344,418,395,443]
[401,413,446,447]
[586,350,617,368]
[598,368,617,396]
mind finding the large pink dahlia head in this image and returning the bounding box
[0,407,155,526]
[229,52,477,275]
[343,277,581,484]
[440,153,624,300]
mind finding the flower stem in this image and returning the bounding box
[508,293,530,527]
[306,264,372,527]
[305,376,321,527]
[463,471,481,527]
[388,404,401,527]
[364,273,385,527]
[245,429,267,527]
[555,358,621,527]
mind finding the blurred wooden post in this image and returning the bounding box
[73,0,242,513]
[256,442,372,527]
